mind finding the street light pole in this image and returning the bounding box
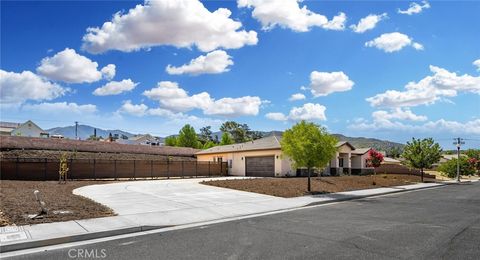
[453,137,465,182]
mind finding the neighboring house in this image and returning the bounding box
[0,122,20,136]
[117,134,162,146]
[2,120,49,138]
[196,135,374,177]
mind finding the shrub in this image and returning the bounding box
[438,157,476,178]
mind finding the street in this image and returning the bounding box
[8,182,480,260]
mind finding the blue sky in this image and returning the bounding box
[1,0,479,148]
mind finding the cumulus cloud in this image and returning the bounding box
[36,48,114,83]
[398,1,430,15]
[289,93,306,101]
[366,65,480,108]
[166,50,233,75]
[309,71,354,97]
[93,79,139,96]
[100,64,116,80]
[365,32,423,52]
[372,108,427,122]
[238,0,346,32]
[473,59,480,71]
[22,102,97,114]
[82,0,258,54]
[143,81,264,117]
[266,103,327,121]
[350,13,387,33]
[0,70,66,105]
[117,100,149,117]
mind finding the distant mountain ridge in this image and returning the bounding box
[47,124,404,151]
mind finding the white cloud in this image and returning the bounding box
[82,0,258,54]
[289,93,306,101]
[473,59,480,71]
[350,13,387,33]
[398,1,431,15]
[166,50,233,75]
[93,79,139,96]
[36,48,114,83]
[365,32,423,52]
[0,70,66,105]
[117,100,149,117]
[309,71,354,97]
[100,64,116,80]
[266,103,327,121]
[265,112,288,121]
[238,0,346,32]
[23,102,97,114]
[366,65,480,108]
[372,108,427,122]
[143,81,264,117]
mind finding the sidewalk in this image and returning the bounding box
[0,178,451,253]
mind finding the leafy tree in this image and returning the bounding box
[177,124,199,148]
[250,131,264,140]
[203,141,216,149]
[281,121,337,192]
[220,121,251,143]
[438,157,476,178]
[402,138,442,182]
[164,136,177,146]
[387,147,402,158]
[199,126,213,144]
[87,135,101,141]
[219,132,234,145]
[465,149,480,175]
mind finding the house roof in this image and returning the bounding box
[14,120,48,134]
[382,157,401,164]
[336,141,356,150]
[196,135,281,155]
[351,147,372,155]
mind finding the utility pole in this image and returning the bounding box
[75,121,79,140]
[453,137,465,182]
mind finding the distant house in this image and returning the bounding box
[0,120,49,138]
[196,134,374,177]
[116,134,162,146]
[0,122,20,136]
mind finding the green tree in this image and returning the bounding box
[387,147,402,158]
[177,124,199,148]
[402,138,442,182]
[87,135,101,141]
[219,132,234,145]
[203,141,216,149]
[199,126,213,144]
[164,136,177,146]
[281,121,337,192]
[220,121,251,143]
[438,157,476,178]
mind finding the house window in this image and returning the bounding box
[339,158,344,167]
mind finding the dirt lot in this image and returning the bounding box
[0,180,115,226]
[203,174,436,198]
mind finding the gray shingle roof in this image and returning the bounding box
[196,135,282,155]
[351,147,372,155]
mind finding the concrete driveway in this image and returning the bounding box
[73,177,303,226]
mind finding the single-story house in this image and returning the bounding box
[116,134,162,146]
[196,135,374,177]
[1,120,49,138]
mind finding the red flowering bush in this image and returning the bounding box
[367,149,384,168]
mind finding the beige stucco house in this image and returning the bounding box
[196,135,374,177]
[7,120,49,138]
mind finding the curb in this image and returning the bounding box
[304,183,447,207]
[0,182,449,253]
[0,225,170,253]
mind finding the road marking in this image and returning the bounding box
[1,184,449,258]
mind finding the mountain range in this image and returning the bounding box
[47,125,404,152]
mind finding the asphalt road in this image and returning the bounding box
[9,182,480,260]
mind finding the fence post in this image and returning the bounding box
[44,158,47,181]
[220,161,223,176]
[181,161,184,178]
[208,161,211,177]
[93,159,96,180]
[70,158,73,180]
[16,157,19,180]
[167,157,170,179]
[195,161,198,178]
[114,159,117,180]
[133,160,136,180]
[151,160,154,179]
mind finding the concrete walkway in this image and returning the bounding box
[1,177,451,253]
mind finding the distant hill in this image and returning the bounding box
[47,124,135,140]
[332,134,404,152]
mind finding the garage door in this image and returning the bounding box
[246,156,275,177]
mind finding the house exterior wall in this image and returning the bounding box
[11,123,47,138]
[197,149,293,177]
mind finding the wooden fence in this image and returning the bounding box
[0,157,227,180]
